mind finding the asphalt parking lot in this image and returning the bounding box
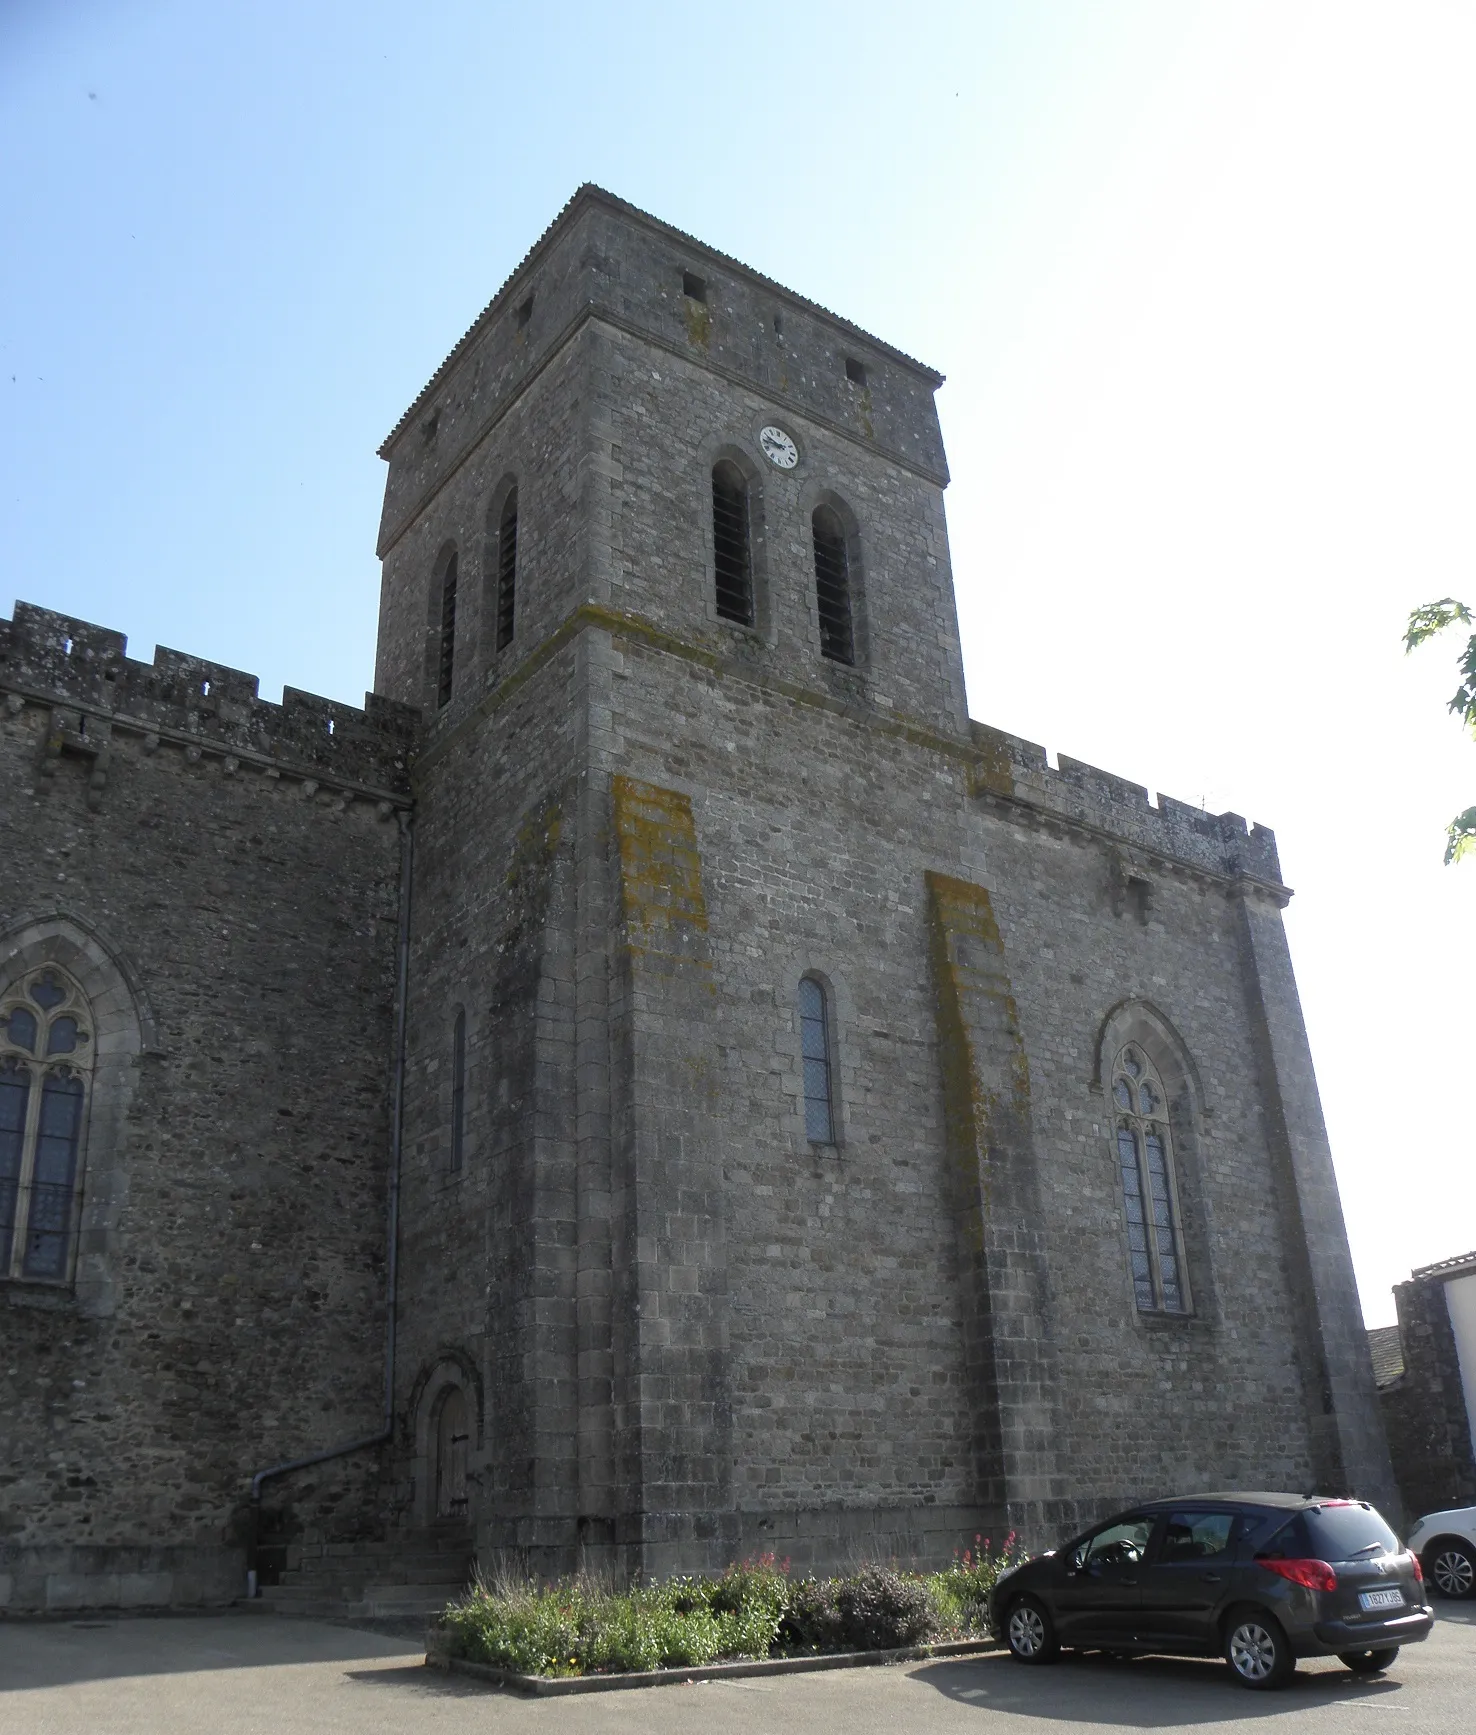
[3,1602,1473,1735]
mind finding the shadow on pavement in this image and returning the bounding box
[914,1648,1405,1726]
[342,1662,489,1695]
[0,1612,422,1691]
[1433,1601,1476,1628]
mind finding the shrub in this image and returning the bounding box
[439,1542,1020,1676]
[779,1566,939,1653]
[926,1532,1030,1636]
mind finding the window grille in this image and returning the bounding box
[449,1008,466,1173]
[712,462,754,626]
[496,489,518,652]
[811,506,855,664]
[1111,1044,1187,1312]
[798,977,836,1144]
[437,550,458,709]
[0,968,92,1283]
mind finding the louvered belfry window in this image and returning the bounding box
[495,489,518,652]
[811,506,855,665]
[0,967,92,1284]
[437,550,459,708]
[798,977,836,1144]
[1111,1044,1187,1312]
[712,461,754,626]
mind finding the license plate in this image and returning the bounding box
[1359,1589,1405,1612]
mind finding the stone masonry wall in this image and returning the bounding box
[375,188,1390,1574]
[0,603,413,1612]
[1381,1273,1476,1518]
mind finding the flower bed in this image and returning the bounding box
[436,1536,1026,1681]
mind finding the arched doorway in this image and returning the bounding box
[434,1388,469,1520]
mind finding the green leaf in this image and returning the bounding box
[1405,597,1473,652]
[1444,807,1476,866]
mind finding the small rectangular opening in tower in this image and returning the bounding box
[845,357,867,387]
[515,294,534,329]
[682,271,707,303]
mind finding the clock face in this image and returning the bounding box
[759,425,799,470]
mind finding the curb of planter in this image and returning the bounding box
[424,1636,999,1696]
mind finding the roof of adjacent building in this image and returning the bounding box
[1412,1250,1476,1283]
[1367,1324,1405,1388]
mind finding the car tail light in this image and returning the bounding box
[1411,1553,1423,1584]
[1256,1557,1338,1592]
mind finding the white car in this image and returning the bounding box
[1405,1506,1476,1600]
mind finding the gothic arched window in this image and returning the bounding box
[436,548,459,708]
[1111,1043,1188,1313]
[712,461,754,626]
[811,505,855,665]
[1,967,93,1284]
[798,976,837,1144]
[495,488,518,652]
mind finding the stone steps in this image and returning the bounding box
[262,1581,468,1620]
[259,1527,474,1620]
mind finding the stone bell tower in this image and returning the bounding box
[371,186,1002,1576]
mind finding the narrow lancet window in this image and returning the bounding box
[0,968,92,1284]
[712,461,754,626]
[495,489,518,652]
[449,1008,466,1173]
[811,506,855,664]
[436,550,459,709]
[798,977,836,1144]
[1111,1044,1186,1312]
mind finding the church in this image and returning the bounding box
[0,187,1394,1617]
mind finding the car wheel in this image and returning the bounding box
[1426,1540,1476,1599]
[1224,1610,1295,1690]
[1338,1647,1399,1675]
[1005,1597,1060,1664]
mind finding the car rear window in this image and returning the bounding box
[1261,1505,1399,1562]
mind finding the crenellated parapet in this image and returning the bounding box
[0,602,421,801]
[969,719,1285,894]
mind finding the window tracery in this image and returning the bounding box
[0,966,93,1283]
[1110,1042,1187,1313]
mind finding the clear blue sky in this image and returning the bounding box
[3,0,1472,1323]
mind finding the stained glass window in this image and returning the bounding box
[798,977,836,1144]
[1110,1044,1188,1313]
[0,968,92,1284]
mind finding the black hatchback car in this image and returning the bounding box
[988,1493,1433,1689]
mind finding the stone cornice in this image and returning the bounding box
[414,602,1291,904]
[375,307,949,560]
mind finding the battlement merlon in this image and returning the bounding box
[969,720,1286,896]
[374,184,950,559]
[0,603,420,799]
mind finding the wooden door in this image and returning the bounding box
[435,1389,468,1519]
